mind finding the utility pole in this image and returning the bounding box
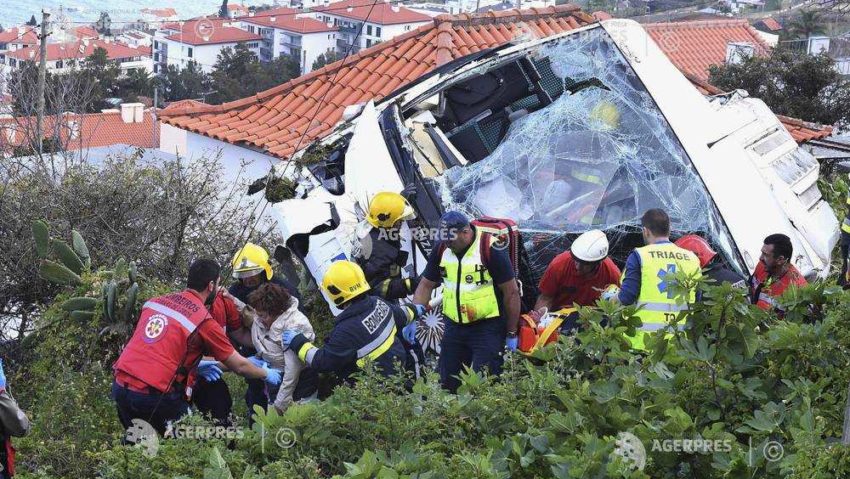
[152,86,158,146]
[36,8,50,155]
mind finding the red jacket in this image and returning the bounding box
[114,290,224,393]
[750,262,807,312]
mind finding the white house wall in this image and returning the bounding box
[160,124,279,183]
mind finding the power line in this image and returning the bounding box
[222,0,385,269]
[41,0,429,26]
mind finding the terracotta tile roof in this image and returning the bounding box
[0,109,159,151]
[776,115,833,142]
[73,26,100,40]
[758,17,782,31]
[315,0,433,25]
[242,15,338,34]
[163,99,207,111]
[0,27,39,46]
[141,8,178,18]
[7,39,150,62]
[243,7,299,18]
[592,11,613,21]
[164,19,263,46]
[643,19,770,82]
[161,5,593,159]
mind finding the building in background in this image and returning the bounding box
[153,19,262,73]
[0,38,152,81]
[313,0,431,53]
[240,14,338,73]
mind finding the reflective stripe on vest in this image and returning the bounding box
[440,228,500,324]
[142,301,197,334]
[627,243,701,350]
[757,292,783,311]
[842,217,850,234]
[356,319,397,368]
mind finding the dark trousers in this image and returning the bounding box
[245,378,268,426]
[112,381,189,436]
[191,377,233,427]
[438,316,506,393]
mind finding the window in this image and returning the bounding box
[9,58,16,67]
[367,25,372,35]
[366,39,372,47]
[154,40,160,49]
[246,42,259,48]
[405,25,411,31]
[154,64,159,73]
[55,60,63,68]
[188,47,193,58]
[154,52,160,61]
[376,26,381,36]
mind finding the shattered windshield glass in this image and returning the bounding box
[431,27,737,281]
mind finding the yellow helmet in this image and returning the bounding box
[231,243,273,280]
[366,192,415,229]
[322,260,370,306]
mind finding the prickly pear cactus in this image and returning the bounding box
[32,220,144,335]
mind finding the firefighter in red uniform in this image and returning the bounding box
[748,234,807,315]
[112,259,283,435]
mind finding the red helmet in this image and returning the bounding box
[675,234,716,268]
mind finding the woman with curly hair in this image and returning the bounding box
[248,282,318,413]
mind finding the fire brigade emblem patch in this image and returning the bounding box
[143,314,168,343]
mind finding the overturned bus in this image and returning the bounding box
[267,19,839,319]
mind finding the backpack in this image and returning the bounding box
[435,216,520,275]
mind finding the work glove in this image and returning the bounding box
[600,285,620,302]
[246,355,267,368]
[411,303,427,317]
[402,321,417,344]
[505,336,518,352]
[0,359,7,389]
[281,330,299,350]
[262,364,283,386]
[197,360,222,382]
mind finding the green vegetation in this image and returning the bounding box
[13,244,850,477]
[709,47,850,127]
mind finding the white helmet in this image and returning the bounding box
[570,229,609,262]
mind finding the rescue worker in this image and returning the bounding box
[412,211,521,393]
[356,191,419,300]
[748,233,807,314]
[840,175,850,287]
[675,234,745,288]
[228,243,301,424]
[0,359,29,479]
[112,259,283,436]
[616,209,702,350]
[533,229,621,333]
[281,260,422,383]
[189,288,244,427]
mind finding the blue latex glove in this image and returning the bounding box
[246,355,267,368]
[505,336,518,352]
[281,330,299,350]
[263,364,283,386]
[402,321,417,344]
[197,361,222,382]
[412,304,427,317]
[0,359,7,389]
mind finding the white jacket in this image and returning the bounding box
[251,298,315,411]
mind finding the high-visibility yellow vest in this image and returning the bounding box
[842,193,850,234]
[627,242,701,350]
[440,229,500,324]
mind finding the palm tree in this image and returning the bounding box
[788,10,827,39]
